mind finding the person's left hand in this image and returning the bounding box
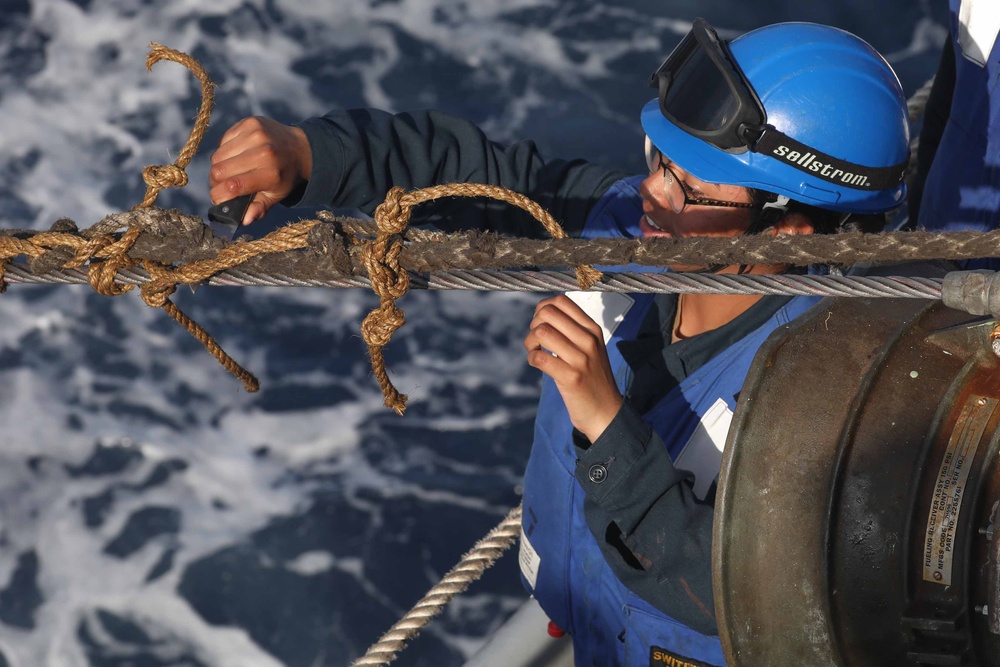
[524,295,623,442]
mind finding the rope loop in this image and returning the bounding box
[139,261,176,309]
[361,183,600,415]
[132,42,215,210]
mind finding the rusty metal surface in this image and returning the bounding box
[714,297,1000,666]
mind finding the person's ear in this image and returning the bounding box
[766,211,815,236]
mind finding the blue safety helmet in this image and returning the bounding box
[641,20,910,214]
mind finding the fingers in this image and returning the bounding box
[532,295,604,337]
[524,296,604,370]
[208,117,312,224]
[208,157,280,202]
[210,118,265,180]
[242,198,269,227]
[526,296,603,354]
[524,325,574,369]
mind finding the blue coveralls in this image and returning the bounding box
[917,0,1000,247]
[517,177,818,666]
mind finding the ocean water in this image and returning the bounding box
[0,1,949,665]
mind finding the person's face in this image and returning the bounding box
[639,142,755,272]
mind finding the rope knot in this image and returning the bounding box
[142,164,189,190]
[361,303,405,350]
[140,262,176,308]
[361,241,410,299]
[360,186,417,415]
[372,187,412,236]
[360,183,601,415]
[84,226,143,297]
[88,256,136,297]
[126,43,258,393]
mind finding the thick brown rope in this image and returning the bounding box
[362,183,602,415]
[0,43,261,392]
[133,43,215,210]
[17,219,1000,279]
[123,44,259,392]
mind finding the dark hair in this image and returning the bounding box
[746,188,887,235]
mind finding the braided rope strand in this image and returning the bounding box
[122,44,260,392]
[351,505,523,667]
[133,43,215,210]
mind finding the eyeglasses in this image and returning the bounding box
[644,136,755,214]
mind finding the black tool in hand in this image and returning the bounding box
[207,193,254,239]
[192,194,254,293]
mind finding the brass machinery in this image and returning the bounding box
[714,297,1000,666]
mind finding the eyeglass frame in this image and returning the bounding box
[645,138,756,213]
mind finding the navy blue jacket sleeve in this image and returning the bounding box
[292,108,626,237]
[572,401,718,635]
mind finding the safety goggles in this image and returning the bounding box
[648,18,907,191]
[649,18,764,152]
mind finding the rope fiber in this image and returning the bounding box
[350,505,523,667]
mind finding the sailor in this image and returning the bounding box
[909,0,1000,270]
[209,19,910,666]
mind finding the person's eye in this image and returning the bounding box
[688,182,712,198]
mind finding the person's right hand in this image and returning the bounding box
[209,117,313,225]
[524,295,623,443]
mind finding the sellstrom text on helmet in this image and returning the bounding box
[771,145,870,187]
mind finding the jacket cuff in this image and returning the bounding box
[293,116,349,207]
[573,402,684,535]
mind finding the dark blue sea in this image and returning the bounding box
[0,0,948,664]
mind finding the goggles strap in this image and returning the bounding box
[752,126,907,192]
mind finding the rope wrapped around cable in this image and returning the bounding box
[11,211,1000,281]
[11,204,1000,411]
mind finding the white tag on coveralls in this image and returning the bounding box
[566,291,635,344]
[673,398,734,501]
[519,527,541,590]
[958,0,1000,66]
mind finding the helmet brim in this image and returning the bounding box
[641,99,906,214]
